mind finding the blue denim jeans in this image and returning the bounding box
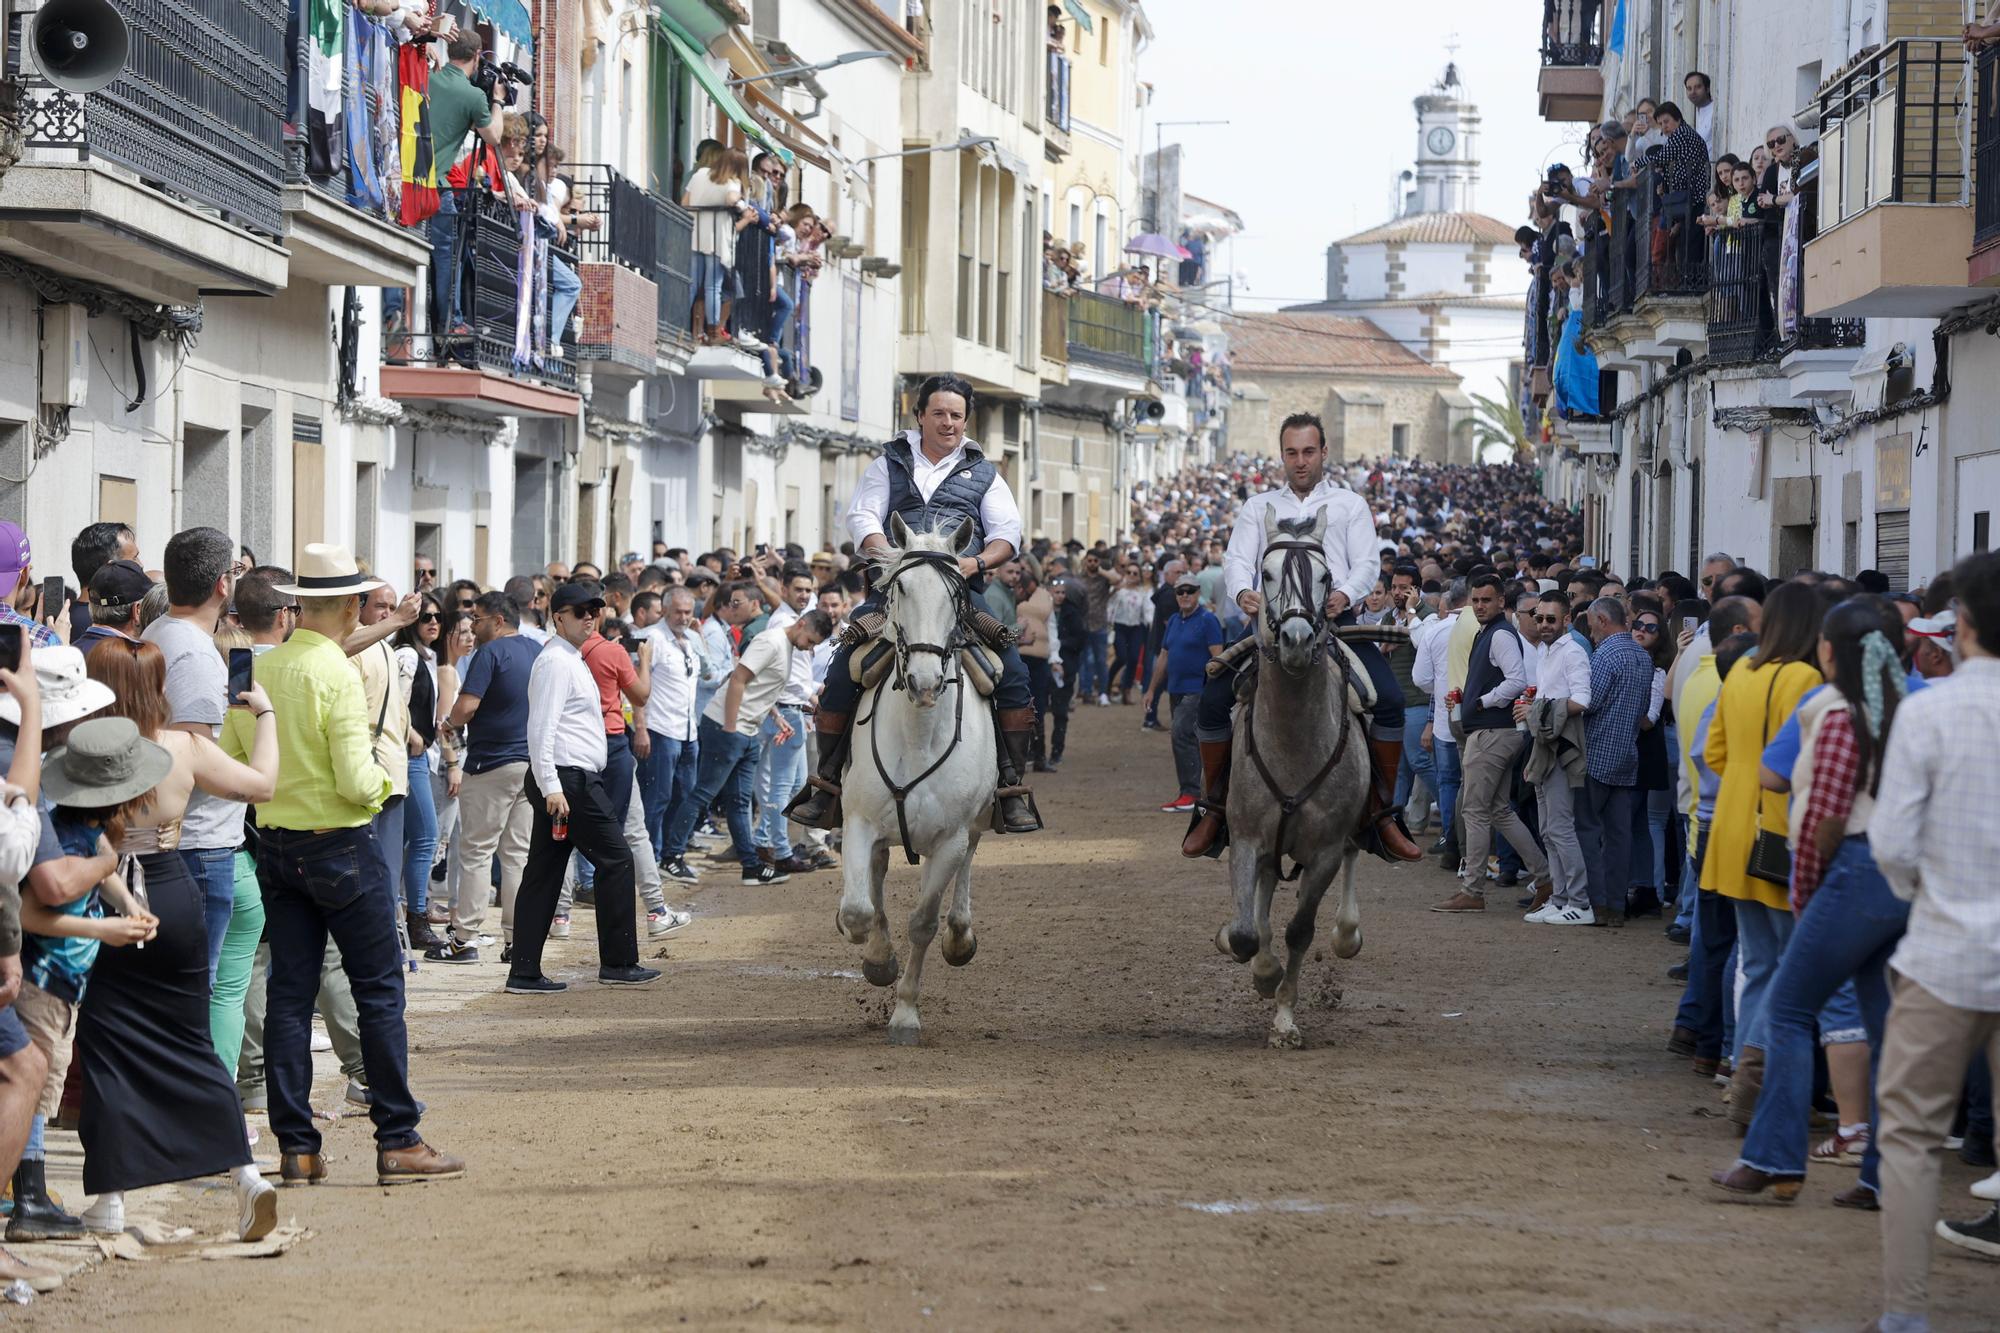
[430,188,465,331]
[1574,777,1635,917]
[754,707,807,859]
[692,252,730,328]
[1738,838,1907,1189]
[181,846,240,986]
[1398,703,1437,813]
[374,795,405,931]
[663,718,760,870]
[639,731,698,859]
[256,825,421,1154]
[1112,623,1146,694]
[1080,629,1109,698]
[549,255,581,349]
[770,283,797,377]
[1431,738,1462,838]
[401,754,437,916]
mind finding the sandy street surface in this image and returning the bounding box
[15,706,1995,1331]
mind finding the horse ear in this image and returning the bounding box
[946,516,975,556]
[1310,509,1330,541]
[1261,506,1280,545]
[888,512,912,548]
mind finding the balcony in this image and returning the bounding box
[1805,39,1978,318]
[279,2,428,287]
[1581,157,1709,364]
[1537,0,1604,123]
[1706,198,1865,395]
[1065,288,1150,380]
[1039,288,1069,382]
[379,191,580,419]
[568,165,664,380]
[1972,46,2000,284]
[655,196,697,363]
[1045,51,1072,159]
[0,0,291,303]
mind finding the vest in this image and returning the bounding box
[1463,617,1523,733]
[882,436,995,557]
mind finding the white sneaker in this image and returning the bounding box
[80,1193,125,1235]
[550,915,571,940]
[1973,1171,2000,1201]
[1096,693,1111,707]
[648,908,692,937]
[1546,905,1596,926]
[309,1028,333,1053]
[237,1172,278,1242]
[734,331,766,353]
[1523,904,1557,923]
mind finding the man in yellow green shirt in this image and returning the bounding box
[253,545,462,1189]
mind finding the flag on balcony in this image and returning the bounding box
[398,42,439,226]
[345,16,391,216]
[307,0,345,179]
[1552,307,1600,418]
[1608,1,1626,57]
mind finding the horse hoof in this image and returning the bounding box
[862,955,901,988]
[1333,927,1363,960]
[1268,1025,1304,1051]
[1222,926,1257,964]
[942,932,977,967]
[836,907,872,945]
[1251,962,1282,999]
[886,1023,921,1047]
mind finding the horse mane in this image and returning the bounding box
[867,524,962,581]
[1274,514,1320,541]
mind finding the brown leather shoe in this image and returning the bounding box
[1830,1183,1880,1211]
[280,1152,328,1186]
[376,1140,465,1185]
[1428,890,1486,913]
[1691,1055,1720,1078]
[1667,1025,1699,1057]
[1181,740,1232,858]
[1709,1163,1802,1202]
[771,854,817,875]
[1363,738,1423,862]
[1526,877,1553,914]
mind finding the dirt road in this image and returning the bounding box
[22,708,1995,1330]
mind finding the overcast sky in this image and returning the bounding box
[1137,0,1579,310]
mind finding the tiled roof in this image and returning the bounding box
[1226,313,1459,378]
[1331,211,1522,248]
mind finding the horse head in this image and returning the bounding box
[1259,508,1330,677]
[876,513,973,708]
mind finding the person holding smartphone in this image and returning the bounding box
[0,524,61,653]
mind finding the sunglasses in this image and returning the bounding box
[1533,614,1562,625]
[418,612,441,624]
[1766,136,1790,148]
[1176,589,1199,596]
[1633,621,1661,633]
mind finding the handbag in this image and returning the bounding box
[1744,669,1794,886]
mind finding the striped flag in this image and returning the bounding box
[398,41,438,227]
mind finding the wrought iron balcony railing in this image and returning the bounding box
[281,0,412,229]
[1066,288,1149,374]
[1540,0,1603,67]
[1709,190,1865,364]
[12,0,288,238]
[1630,155,1709,301]
[655,196,696,349]
[568,164,656,273]
[1047,52,1071,132]
[1976,45,2000,248]
[1817,38,1966,230]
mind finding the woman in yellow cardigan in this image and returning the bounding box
[1702,582,1825,1125]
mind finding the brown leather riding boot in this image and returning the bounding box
[1181,740,1233,858]
[1363,737,1424,863]
[995,708,1043,833]
[784,712,850,830]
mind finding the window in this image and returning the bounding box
[1391,423,1410,458]
[354,461,379,567]
[1099,18,1110,66]
[1094,211,1106,280]
[1068,201,1081,244]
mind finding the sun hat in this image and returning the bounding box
[41,716,172,808]
[274,544,384,599]
[0,646,117,728]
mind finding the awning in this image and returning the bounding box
[1063,1,1094,34]
[738,80,832,173]
[656,20,794,166]
[469,0,532,48]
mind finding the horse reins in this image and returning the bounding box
[859,549,974,866]
[1259,538,1328,659]
[1242,534,1354,856]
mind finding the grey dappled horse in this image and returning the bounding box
[1217,509,1371,1048]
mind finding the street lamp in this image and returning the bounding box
[852,134,998,165]
[727,50,897,85]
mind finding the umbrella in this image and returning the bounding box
[1125,232,1192,261]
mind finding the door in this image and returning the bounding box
[98,476,138,530]
[1958,453,2000,558]
[292,440,325,566]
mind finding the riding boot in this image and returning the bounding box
[994,708,1043,833]
[1361,737,1424,863]
[1181,740,1233,858]
[784,712,851,830]
[6,1160,82,1241]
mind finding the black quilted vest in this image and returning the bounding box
[882,435,995,556]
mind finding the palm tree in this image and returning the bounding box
[1469,391,1530,464]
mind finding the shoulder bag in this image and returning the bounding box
[1743,667,1793,886]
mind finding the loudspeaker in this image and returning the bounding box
[1136,399,1165,422]
[30,0,130,95]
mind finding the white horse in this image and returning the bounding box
[1217,509,1370,1048]
[835,514,996,1045]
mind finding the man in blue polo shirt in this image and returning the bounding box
[1147,576,1223,813]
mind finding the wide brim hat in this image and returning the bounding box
[275,543,384,598]
[0,646,117,728]
[41,716,173,808]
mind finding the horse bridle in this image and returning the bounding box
[874,549,971,694]
[1259,538,1331,660]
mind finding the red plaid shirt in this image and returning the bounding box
[1792,707,1860,913]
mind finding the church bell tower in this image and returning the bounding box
[1407,61,1480,216]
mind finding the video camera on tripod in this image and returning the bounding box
[473,53,532,108]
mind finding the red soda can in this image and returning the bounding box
[551,813,569,841]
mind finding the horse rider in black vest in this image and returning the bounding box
[1181,412,1424,864]
[786,374,1042,835]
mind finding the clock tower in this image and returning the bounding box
[1407,62,1479,216]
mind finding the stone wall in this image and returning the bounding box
[1231,370,1457,463]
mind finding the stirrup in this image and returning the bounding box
[992,786,1042,834]
[1360,808,1418,865]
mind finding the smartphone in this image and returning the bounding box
[0,625,19,674]
[226,648,254,707]
[40,575,64,623]
[1682,615,1699,634]
[756,543,770,557]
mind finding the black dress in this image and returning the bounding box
[78,844,251,1193]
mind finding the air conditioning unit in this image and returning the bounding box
[40,302,87,408]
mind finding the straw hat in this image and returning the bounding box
[275,544,384,599]
[0,646,116,728]
[41,716,172,808]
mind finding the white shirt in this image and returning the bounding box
[520,623,551,646]
[1520,636,1548,685]
[1473,621,1530,711]
[1536,631,1593,708]
[1412,611,1460,744]
[526,635,607,792]
[1871,659,2000,1011]
[1691,100,1716,156]
[642,622,703,742]
[704,625,795,738]
[1223,478,1378,613]
[766,603,815,707]
[846,432,1024,555]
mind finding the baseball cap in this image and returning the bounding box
[0,521,29,577]
[1174,578,1201,593]
[88,558,154,610]
[549,582,606,616]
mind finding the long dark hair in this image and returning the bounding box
[1822,598,1906,797]
[395,591,445,654]
[1755,580,1825,668]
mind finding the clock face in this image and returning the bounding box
[1427,126,1456,156]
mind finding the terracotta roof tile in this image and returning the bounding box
[1331,211,1523,247]
[1226,313,1459,377]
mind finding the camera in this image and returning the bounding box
[473,54,531,108]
